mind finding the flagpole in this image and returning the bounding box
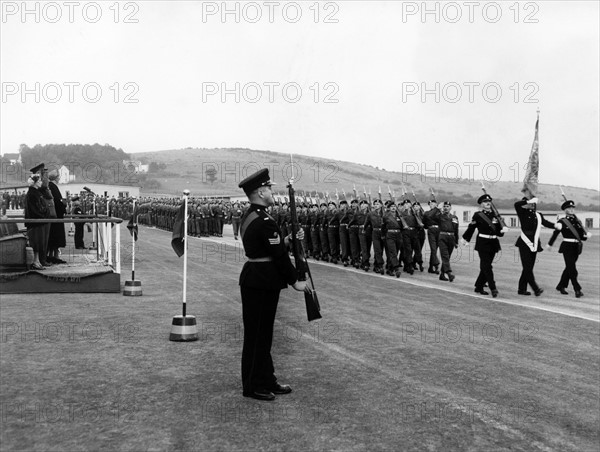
[182,189,189,317]
[123,197,142,297]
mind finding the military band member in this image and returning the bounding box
[237,169,307,401]
[423,198,441,274]
[461,194,505,297]
[437,202,459,282]
[514,197,555,296]
[547,200,590,298]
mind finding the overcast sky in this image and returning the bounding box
[2,1,598,191]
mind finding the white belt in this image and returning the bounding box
[563,238,580,243]
[479,234,497,239]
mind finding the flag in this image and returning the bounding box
[126,207,138,241]
[171,202,186,257]
[522,115,539,198]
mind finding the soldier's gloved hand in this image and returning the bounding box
[292,281,307,292]
[460,239,469,247]
[586,232,592,239]
[554,222,563,231]
[527,197,539,204]
[501,227,509,233]
[296,229,305,241]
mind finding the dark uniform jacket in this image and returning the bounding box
[462,210,504,253]
[239,204,298,290]
[514,199,554,252]
[24,187,49,229]
[438,211,459,241]
[548,215,588,254]
[423,207,441,229]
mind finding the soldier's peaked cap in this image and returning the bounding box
[30,163,45,174]
[238,168,276,194]
[561,200,575,210]
[477,194,492,204]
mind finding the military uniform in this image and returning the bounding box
[364,200,385,274]
[423,200,441,273]
[548,200,589,297]
[462,194,505,297]
[382,202,403,277]
[514,198,555,295]
[398,200,422,274]
[437,202,459,281]
[238,169,298,401]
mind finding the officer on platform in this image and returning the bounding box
[238,169,307,401]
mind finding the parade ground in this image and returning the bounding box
[1,223,599,452]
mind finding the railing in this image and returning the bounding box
[0,217,124,274]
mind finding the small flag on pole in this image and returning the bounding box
[522,112,540,198]
[171,202,186,257]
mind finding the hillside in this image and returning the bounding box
[134,148,599,210]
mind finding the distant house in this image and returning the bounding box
[57,165,75,183]
[123,160,149,174]
[2,153,21,164]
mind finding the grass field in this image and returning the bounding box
[1,224,598,451]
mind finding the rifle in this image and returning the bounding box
[401,183,423,227]
[560,186,587,234]
[411,190,425,227]
[368,189,372,206]
[481,182,508,229]
[387,185,395,203]
[353,184,358,201]
[429,187,436,201]
[288,155,322,322]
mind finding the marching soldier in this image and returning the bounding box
[461,194,505,297]
[398,199,422,274]
[514,197,555,296]
[358,200,372,271]
[382,201,403,277]
[547,199,590,298]
[423,198,441,274]
[364,198,385,274]
[437,202,459,282]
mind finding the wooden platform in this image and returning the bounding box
[0,251,120,294]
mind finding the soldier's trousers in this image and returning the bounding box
[517,246,540,292]
[402,229,421,268]
[348,226,361,264]
[310,227,321,258]
[232,219,241,238]
[385,230,402,270]
[371,230,385,268]
[558,247,581,291]
[339,225,350,262]
[359,227,371,267]
[328,226,340,260]
[241,286,279,394]
[427,228,440,268]
[438,233,455,274]
[302,226,311,255]
[319,227,330,259]
[475,250,497,291]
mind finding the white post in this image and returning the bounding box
[131,198,136,280]
[182,192,189,316]
[115,222,121,274]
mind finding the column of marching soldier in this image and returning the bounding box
[89,192,588,300]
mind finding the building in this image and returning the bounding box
[57,165,76,183]
[2,153,21,165]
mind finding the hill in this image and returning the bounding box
[134,148,599,210]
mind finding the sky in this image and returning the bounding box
[1,1,599,191]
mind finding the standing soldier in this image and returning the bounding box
[547,199,590,298]
[423,198,441,274]
[309,203,321,260]
[327,201,340,264]
[318,202,330,262]
[237,168,307,401]
[338,200,351,266]
[461,194,505,297]
[514,197,555,296]
[299,203,311,257]
[230,202,243,240]
[437,202,459,282]
[364,198,385,274]
[347,199,361,269]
